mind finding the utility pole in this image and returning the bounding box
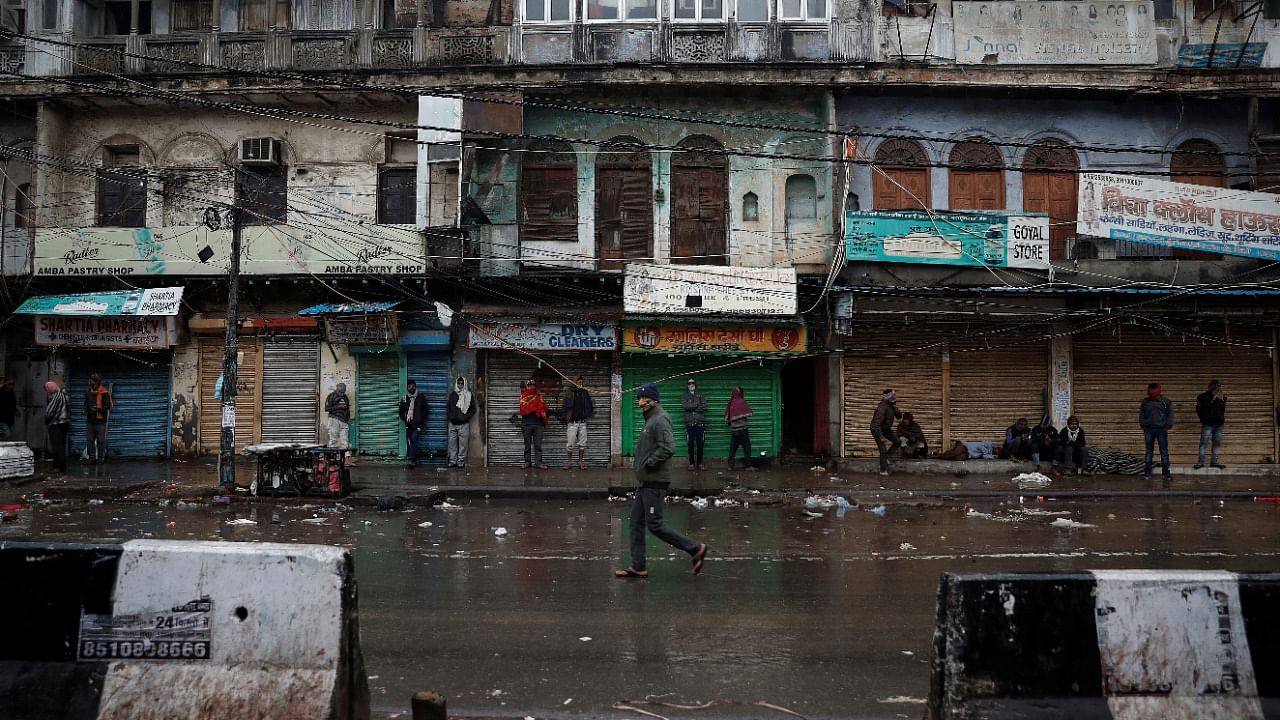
[218,205,242,488]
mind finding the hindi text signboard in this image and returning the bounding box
[623,265,797,316]
[623,324,806,354]
[35,315,178,349]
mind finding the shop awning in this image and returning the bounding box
[298,301,400,316]
[14,287,184,316]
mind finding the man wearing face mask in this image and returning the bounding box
[615,383,707,580]
[446,376,476,468]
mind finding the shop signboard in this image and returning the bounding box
[1077,172,1280,260]
[15,287,184,316]
[33,223,427,276]
[468,320,618,351]
[844,211,1050,268]
[623,264,797,316]
[954,1,1157,65]
[623,324,806,355]
[34,315,178,349]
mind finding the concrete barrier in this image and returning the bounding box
[0,540,369,720]
[929,571,1280,720]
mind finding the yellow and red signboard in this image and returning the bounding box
[623,324,806,355]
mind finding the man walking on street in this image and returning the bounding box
[682,378,708,470]
[45,381,69,474]
[615,383,707,579]
[399,379,428,467]
[446,376,476,467]
[84,373,112,464]
[1140,382,1174,479]
[1195,379,1226,470]
[0,378,16,441]
[562,376,594,470]
[871,389,903,476]
[324,382,351,450]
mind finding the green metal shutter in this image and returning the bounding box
[621,355,781,460]
[356,353,402,457]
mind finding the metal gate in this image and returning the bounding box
[356,353,401,457]
[949,341,1049,445]
[69,351,172,458]
[621,355,781,460]
[484,352,612,467]
[260,336,320,444]
[199,338,260,453]
[842,337,944,457]
[1073,328,1275,464]
[407,350,450,466]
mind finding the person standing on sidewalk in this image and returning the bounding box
[399,379,428,467]
[1194,379,1226,470]
[615,383,707,579]
[446,376,476,468]
[871,389,903,476]
[44,381,70,474]
[1139,382,1174,479]
[562,376,594,470]
[519,379,548,469]
[725,386,754,471]
[84,373,112,464]
[682,379,708,470]
[324,382,351,450]
[0,378,16,441]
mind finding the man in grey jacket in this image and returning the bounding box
[615,383,708,579]
[681,378,708,470]
[1139,382,1174,479]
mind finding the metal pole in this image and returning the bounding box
[218,206,241,488]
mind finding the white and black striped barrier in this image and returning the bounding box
[0,540,369,720]
[929,571,1280,719]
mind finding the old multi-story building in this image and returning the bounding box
[1,0,1278,468]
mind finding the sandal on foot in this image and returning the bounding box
[614,567,648,579]
[691,544,708,575]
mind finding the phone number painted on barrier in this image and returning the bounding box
[78,596,213,661]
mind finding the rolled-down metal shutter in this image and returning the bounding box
[621,355,781,460]
[949,341,1049,445]
[199,338,260,454]
[260,336,320,444]
[69,351,172,458]
[357,353,401,457]
[842,338,944,457]
[407,350,451,466]
[1073,328,1275,464]
[484,352,612,467]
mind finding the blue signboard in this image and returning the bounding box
[844,210,1050,268]
[1177,43,1267,69]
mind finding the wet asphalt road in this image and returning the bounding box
[3,494,1279,719]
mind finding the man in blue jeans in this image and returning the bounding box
[1194,378,1226,470]
[1139,382,1174,479]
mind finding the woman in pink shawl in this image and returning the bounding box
[725,386,754,471]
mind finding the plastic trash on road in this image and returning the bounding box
[225,518,257,525]
[689,497,709,510]
[1012,472,1053,490]
[866,504,887,516]
[493,527,508,537]
[1050,518,1096,529]
[804,495,837,509]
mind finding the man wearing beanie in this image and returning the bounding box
[1194,378,1227,470]
[616,382,708,579]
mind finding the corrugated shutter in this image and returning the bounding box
[621,355,781,460]
[69,351,172,458]
[260,336,320,444]
[484,352,612,466]
[407,350,451,466]
[1072,328,1275,464]
[949,342,1049,445]
[199,337,260,453]
[842,338,944,457]
[357,353,402,457]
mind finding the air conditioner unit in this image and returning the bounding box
[239,138,280,165]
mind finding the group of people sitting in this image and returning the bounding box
[999,415,1089,473]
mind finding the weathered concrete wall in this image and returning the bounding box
[320,341,357,446]
[171,339,200,458]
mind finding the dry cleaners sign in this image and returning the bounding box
[467,321,617,351]
[623,264,797,316]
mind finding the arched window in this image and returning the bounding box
[670,135,728,265]
[949,139,1004,210]
[785,174,817,220]
[1168,139,1226,260]
[872,138,930,210]
[520,140,578,244]
[1022,139,1078,260]
[595,136,652,270]
[742,192,759,222]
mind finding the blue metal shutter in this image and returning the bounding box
[356,353,401,457]
[70,351,173,458]
[406,350,451,467]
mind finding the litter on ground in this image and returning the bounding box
[1012,472,1053,490]
[689,497,710,510]
[1050,518,1097,529]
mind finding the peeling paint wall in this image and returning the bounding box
[170,340,199,458]
[319,340,357,446]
